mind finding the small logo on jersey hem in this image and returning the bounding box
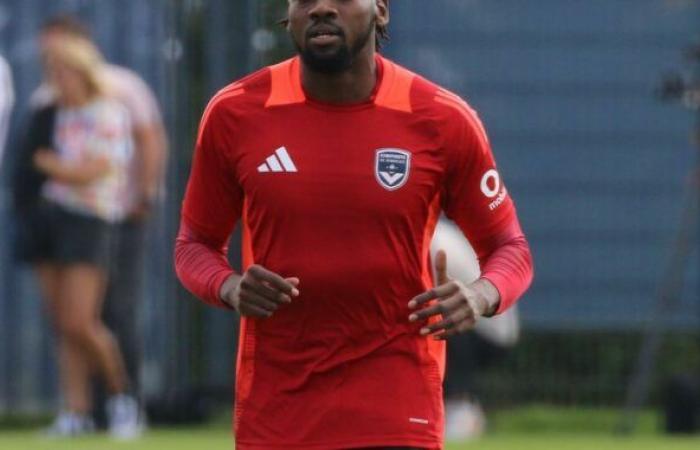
[409,417,429,425]
[258,147,297,173]
[375,149,411,191]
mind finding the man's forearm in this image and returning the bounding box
[174,220,236,309]
[219,273,242,308]
[479,234,533,315]
[469,277,501,317]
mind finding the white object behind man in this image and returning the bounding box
[431,217,520,347]
[0,54,14,169]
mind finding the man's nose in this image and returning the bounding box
[309,0,339,21]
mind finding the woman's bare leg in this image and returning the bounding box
[36,263,92,413]
[56,264,128,396]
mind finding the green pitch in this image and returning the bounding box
[1,430,699,450]
[0,407,699,450]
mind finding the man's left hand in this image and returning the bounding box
[407,249,500,339]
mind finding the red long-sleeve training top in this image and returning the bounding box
[175,55,533,450]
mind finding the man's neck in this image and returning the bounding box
[300,49,378,104]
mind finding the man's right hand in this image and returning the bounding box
[219,265,300,318]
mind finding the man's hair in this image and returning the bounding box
[41,15,92,40]
[375,20,389,50]
[280,0,389,49]
[375,0,389,48]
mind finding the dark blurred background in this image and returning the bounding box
[0,0,698,430]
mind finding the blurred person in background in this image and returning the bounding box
[0,53,13,168]
[19,36,140,439]
[175,0,532,449]
[31,15,167,427]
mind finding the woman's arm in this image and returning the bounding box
[33,148,110,185]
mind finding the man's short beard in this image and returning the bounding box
[294,18,375,74]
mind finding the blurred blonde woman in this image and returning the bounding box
[31,36,141,439]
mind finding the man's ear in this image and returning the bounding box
[376,0,390,27]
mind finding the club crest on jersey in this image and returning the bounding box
[375,149,411,191]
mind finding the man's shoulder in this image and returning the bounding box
[198,65,275,134]
[378,56,473,118]
[378,57,485,142]
[412,75,481,127]
[383,59,437,97]
[203,64,275,117]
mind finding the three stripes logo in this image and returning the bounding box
[257,147,297,173]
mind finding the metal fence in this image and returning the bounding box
[0,0,698,415]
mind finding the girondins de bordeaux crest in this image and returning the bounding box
[375,149,411,191]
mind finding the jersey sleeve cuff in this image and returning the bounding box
[210,269,237,310]
[479,273,512,316]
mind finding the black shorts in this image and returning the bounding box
[14,201,113,269]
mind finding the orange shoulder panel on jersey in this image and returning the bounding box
[375,57,415,113]
[266,57,306,107]
[195,83,245,147]
[434,88,490,152]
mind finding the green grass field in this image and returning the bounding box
[1,407,699,450]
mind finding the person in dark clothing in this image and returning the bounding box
[11,105,55,263]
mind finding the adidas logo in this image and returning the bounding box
[258,147,297,173]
